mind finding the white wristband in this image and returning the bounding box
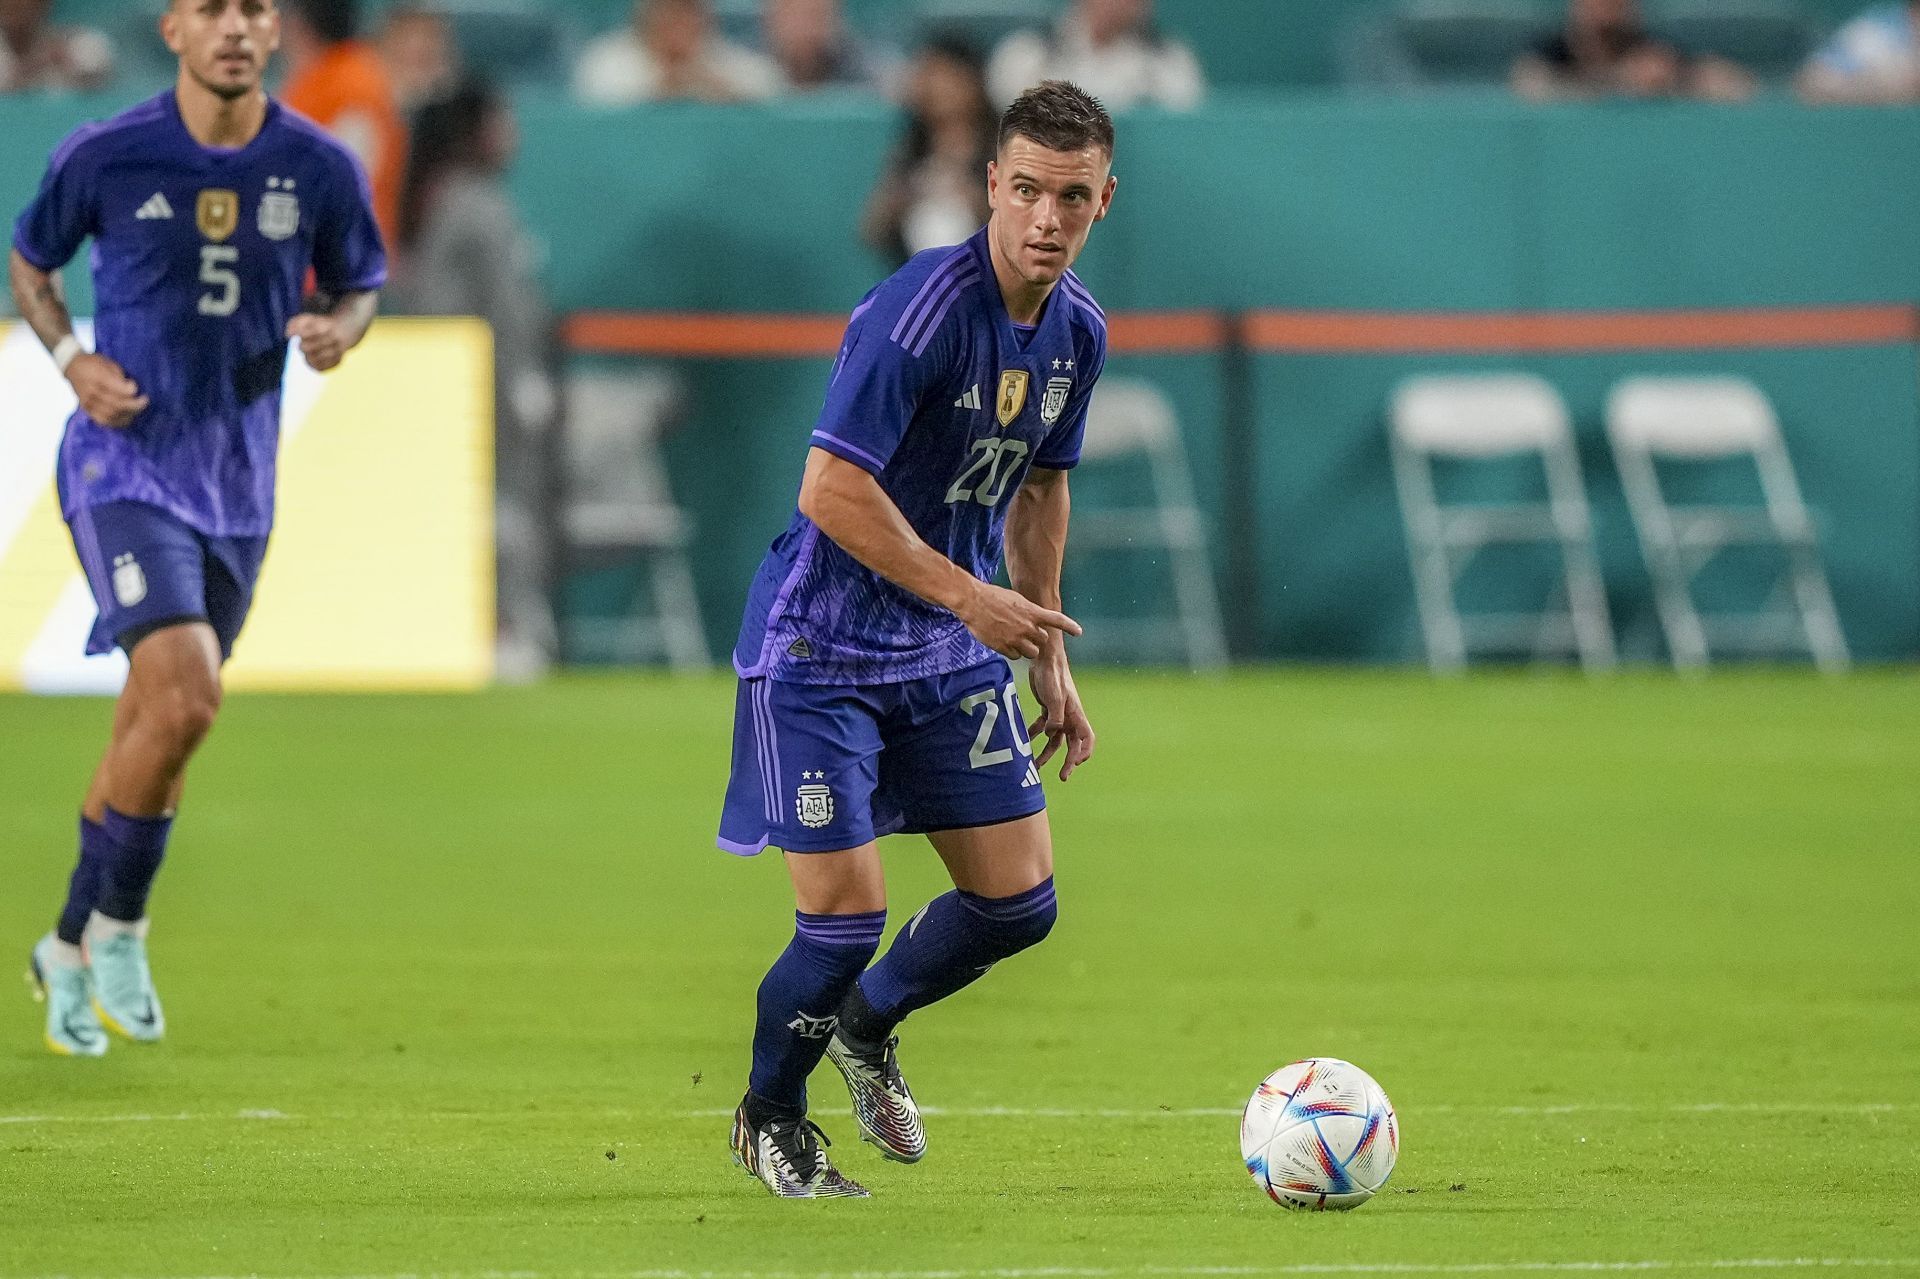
[51,335,83,374]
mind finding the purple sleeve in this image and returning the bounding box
[313,149,387,294]
[11,136,97,272]
[1033,334,1106,470]
[810,292,949,475]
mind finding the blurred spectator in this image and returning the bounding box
[0,0,113,93]
[574,0,781,104]
[1797,1,1920,102]
[1511,0,1755,101]
[379,4,459,113]
[862,35,996,266]
[395,80,559,679]
[283,0,409,247]
[761,0,879,91]
[987,0,1204,111]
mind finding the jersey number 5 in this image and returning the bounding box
[946,437,1030,508]
[198,245,240,317]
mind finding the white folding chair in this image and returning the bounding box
[1390,374,1617,673]
[1064,378,1229,670]
[560,370,711,671]
[1606,376,1848,673]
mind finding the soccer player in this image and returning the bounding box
[717,81,1115,1198]
[9,0,385,1056]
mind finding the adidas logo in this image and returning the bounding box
[1020,763,1041,788]
[786,636,813,659]
[134,193,173,220]
[954,384,983,411]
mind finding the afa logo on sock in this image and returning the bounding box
[796,773,834,829]
[787,1011,837,1039]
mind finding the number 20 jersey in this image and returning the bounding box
[734,227,1108,687]
[12,90,387,538]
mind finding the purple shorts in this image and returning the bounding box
[68,501,269,659]
[717,656,1048,855]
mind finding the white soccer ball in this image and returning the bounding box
[1240,1057,1399,1211]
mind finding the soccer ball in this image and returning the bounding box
[1240,1057,1398,1211]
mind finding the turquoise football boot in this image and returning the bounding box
[27,935,108,1057]
[87,916,165,1043]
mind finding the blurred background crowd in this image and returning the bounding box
[3,0,1917,682]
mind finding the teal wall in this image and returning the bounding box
[42,0,1892,90]
[5,92,1917,661]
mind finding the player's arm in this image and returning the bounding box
[797,446,1081,661]
[285,289,378,373]
[1006,465,1095,779]
[8,247,149,428]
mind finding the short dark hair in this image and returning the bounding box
[287,0,359,42]
[997,80,1114,159]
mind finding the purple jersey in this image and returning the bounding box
[735,227,1108,685]
[12,91,387,538]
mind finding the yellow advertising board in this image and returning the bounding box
[0,318,494,693]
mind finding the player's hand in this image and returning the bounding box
[65,352,150,428]
[287,314,349,372]
[1027,650,1095,781]
[956,582,1081,661]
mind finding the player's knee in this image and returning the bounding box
[152,680,222,753]
[973,876,1057,959]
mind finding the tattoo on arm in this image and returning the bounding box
[8,250,75,355]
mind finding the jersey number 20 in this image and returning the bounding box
[959,682,1035,770]
[946,437,1030,508]
[198,245,240,317]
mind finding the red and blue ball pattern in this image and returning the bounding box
[1240,1057,1399,1211]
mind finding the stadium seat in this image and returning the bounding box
[1389,374,1617,673]
[1605,376,1849,672]
[906,0,1059,52]
[1651,0,1815,82]
[1064,378,1228,670]
[433,0,579,89]
[1342,0,1552,88]
[558,369,712,670]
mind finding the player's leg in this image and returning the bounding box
[732,844,887,1198]
[82,621,223,1043]
[827,661,1056,1161]
[87,529,262,1042]
[32,504,250,1052]
[839,813,1057,1039]
[718,676,890,1198]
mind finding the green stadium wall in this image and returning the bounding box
[5,91,1917,662]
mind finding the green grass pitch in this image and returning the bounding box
[2,670,1917,1278]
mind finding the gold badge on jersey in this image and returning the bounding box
[996,370,1030,428]
[196,188,239,242]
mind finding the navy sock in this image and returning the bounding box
[54,816,115,945]
[748,909,887,1112]
[96,806,174,924]
[847,877,1058,1041]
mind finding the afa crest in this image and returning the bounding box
[258,191,300,241]
[111,553,147,607]
[996,370,1030,428]
[796,781,834,830]
[196,189,238,241]
[1041,376,1073,425]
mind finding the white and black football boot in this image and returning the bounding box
[826,1031,927,1164]
[730,1102,870,1199]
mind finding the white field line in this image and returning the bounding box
[53,1259,1920,1279]
[2,1103,1914,1127]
